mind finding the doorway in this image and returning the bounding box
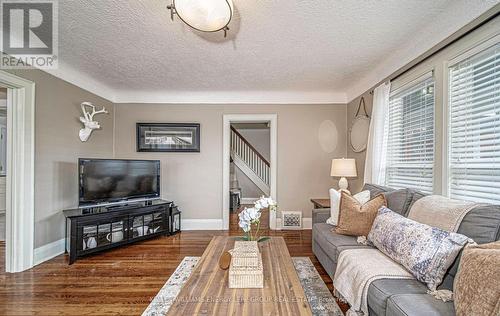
[0,71,35,273]
[229,122,270,231]
[0,88,6,248]
[222,114,277,231]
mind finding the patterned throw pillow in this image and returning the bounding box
[368,207,471,290]
[335,191,386,237]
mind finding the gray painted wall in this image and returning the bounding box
[0,70,346,250]
[114,104,346,220]
[5,69,114,248]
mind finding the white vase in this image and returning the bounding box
[106,230,124,243]
[87,237,97,249]
[136,226,149,236]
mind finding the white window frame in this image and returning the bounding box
[386,69,436,193]
[442,34,500,198]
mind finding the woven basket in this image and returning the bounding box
[230,241,260,267]
[233,241,259,253]
[231,256,259,267]
[229,253,264,289]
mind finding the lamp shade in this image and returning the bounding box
[331,158,357,178]
[174,0,233,32]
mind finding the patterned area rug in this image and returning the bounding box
[142,256,343,316]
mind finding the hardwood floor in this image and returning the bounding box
[0,224,346,315]
[229,204,269,231]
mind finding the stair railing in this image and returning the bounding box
[230,126,270,186]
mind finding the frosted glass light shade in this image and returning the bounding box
[174,0,233,32]
[331,158,357,178]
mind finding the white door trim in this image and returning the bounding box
[0,71,35,273]
[222,114,277,230]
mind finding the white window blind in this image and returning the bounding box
[386,75,435,193]
[448,42,500,204]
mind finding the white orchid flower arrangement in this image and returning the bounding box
[238,196,277,242]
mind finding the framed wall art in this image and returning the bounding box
[136,123,201,152]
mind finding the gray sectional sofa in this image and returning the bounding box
[312,184,500,316]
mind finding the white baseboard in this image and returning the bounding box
[302,218,312,229]
[34,238,65,266]
[276,218,282,230]
[240,198,258,205]
[182,219,223,230]
[276,218,312,230]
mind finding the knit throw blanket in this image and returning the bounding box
[333,249,413,316]
[408,195,478,232]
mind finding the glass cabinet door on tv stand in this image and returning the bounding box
[79,214,128,253]
[130,210,167,240]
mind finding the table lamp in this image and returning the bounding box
[331,158,357,192]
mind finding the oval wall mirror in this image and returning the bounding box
[349,97,370,153]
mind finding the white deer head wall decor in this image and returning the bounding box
[79,102,108,142]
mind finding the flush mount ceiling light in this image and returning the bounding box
[167,0,234,37]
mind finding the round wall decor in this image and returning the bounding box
[349,97,370,153]
[318,120,338,153]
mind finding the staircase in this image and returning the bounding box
[230,126,270,196]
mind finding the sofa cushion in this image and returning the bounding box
[312,223,371,263]
[312,239,337,280]
[312,208,331,224]
[367,279,428,316]
[362,183,415,216]
[384,189,413,216]
[457,204,500,243]
[407,189,427,211]
[439,204,500,290]
[386,294,455,316]
[363,183,394,196]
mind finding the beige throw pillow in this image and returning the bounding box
[327,189,370,226]
[454,241,500,316]
[335,191,386,237]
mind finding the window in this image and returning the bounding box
[386,75,435,193]
[448,42,500,204]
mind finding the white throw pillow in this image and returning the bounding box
[326,189,370,226]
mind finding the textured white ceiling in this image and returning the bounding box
[51,0,499,103]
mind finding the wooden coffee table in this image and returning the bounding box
[166,236,312,315]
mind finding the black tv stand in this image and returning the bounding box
[63,199,179,264]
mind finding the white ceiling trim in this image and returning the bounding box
[113,90,347,104]
[42,62,347,104]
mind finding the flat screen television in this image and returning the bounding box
[79,158,160,207]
